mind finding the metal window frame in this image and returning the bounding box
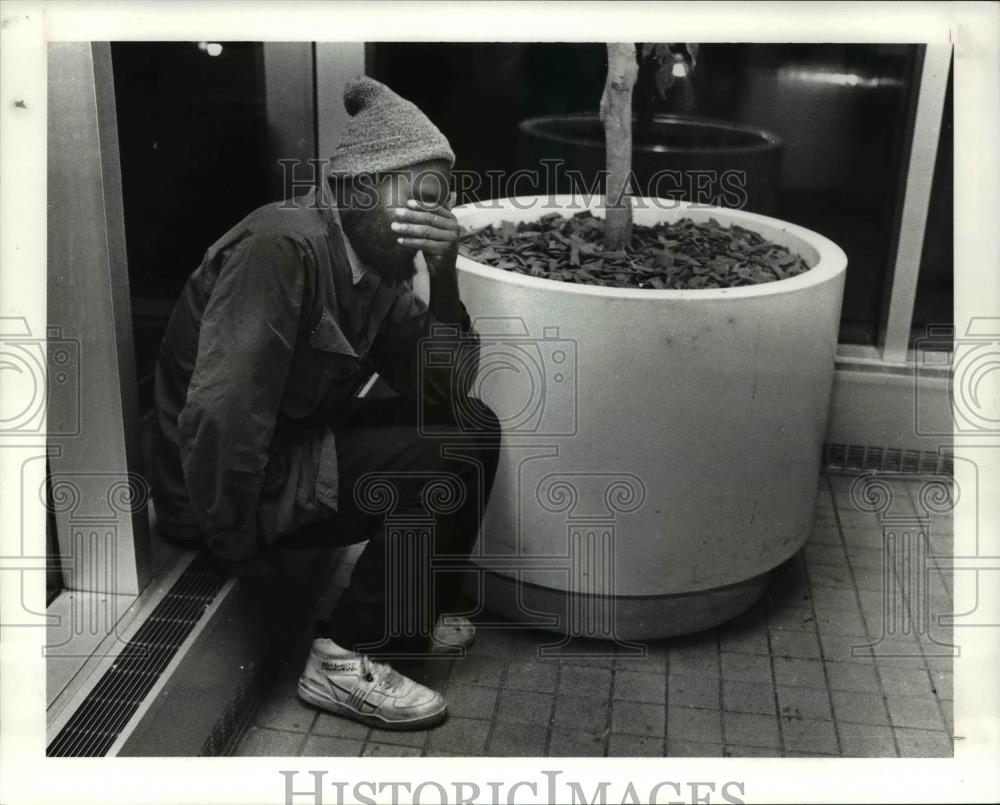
[878,43,953,363]
[315,43,368,166]
[263,42,318,200]
[42,40,160,718]
[47,42,151,596]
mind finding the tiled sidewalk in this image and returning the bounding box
[234,472,955,758]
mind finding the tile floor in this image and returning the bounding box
[234,471,955,758]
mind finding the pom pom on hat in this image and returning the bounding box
[343,77,383,116]
[329,76,455,176]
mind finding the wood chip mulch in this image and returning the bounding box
[458,210,811,289]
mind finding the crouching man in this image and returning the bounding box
[151,76,500,731]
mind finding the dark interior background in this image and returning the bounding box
[111,42,271,414]
[109,42,953,419]
[371,43,940,347]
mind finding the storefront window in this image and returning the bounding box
[111,42,270,415]
[373,43,933,347]
[108,41,951,388]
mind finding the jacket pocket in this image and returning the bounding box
[314,425,339,511]
[307,308,361,392]
[309,308,358,357]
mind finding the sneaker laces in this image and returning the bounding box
[359,655,406,694]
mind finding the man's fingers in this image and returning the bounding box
[393,195,460,254]
[391,221,457,241]
[403,196,457,217]
[393,207,458,228]
[396,237,455,254]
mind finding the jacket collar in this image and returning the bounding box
[310,180,366,286]
[308,179,394,357]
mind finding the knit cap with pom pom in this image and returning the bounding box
[328,76,455,176]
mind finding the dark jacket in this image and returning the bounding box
[151,183,480,561]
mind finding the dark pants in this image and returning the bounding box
[293,395,501,657]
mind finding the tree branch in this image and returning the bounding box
[601,43,639,251]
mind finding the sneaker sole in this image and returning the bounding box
[297,680,448,731]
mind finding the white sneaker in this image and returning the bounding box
[430,615,476,654]
[297,639,447,730]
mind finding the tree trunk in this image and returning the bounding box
[600,43,639,251]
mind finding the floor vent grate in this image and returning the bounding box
[823,442,953,476]
[201,656,261,756]
[47,553,227,757]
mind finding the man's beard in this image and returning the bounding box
[370,245,417,285]
[342,214,417,286]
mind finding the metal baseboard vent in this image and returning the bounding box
[47,553,228,757]
[823,442,953,476]
[201,658,260,756]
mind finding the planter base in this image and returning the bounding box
[470,569,770,641]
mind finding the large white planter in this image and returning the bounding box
[451,195,847,640]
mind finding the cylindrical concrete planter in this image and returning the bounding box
[518,114,784,215]
[452,195,847,640]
